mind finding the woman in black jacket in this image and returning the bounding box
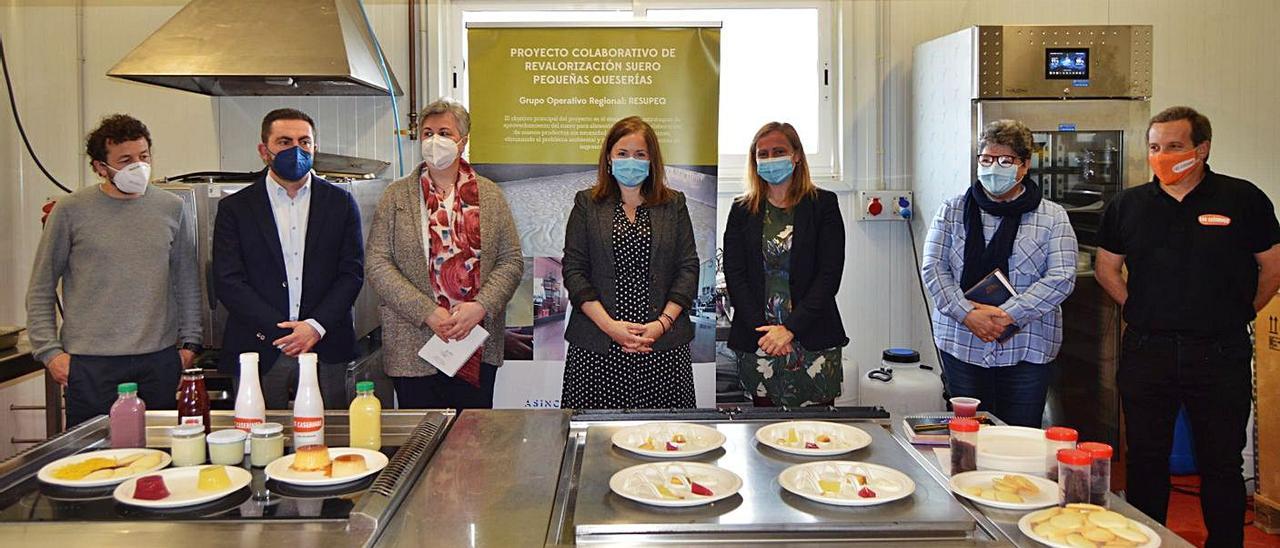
[723,122,848,407]
[560,116,700,409]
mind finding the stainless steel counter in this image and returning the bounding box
[0,409,1198,547]
[889,418,1192,548]
[0,409,454,548]
[562,421,986,545]
[376,409,570,548]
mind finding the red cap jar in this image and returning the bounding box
[948,418,980,476]
[1076,442,1113,507]
[1057,449,1092,505]
[1044,427,1079,481]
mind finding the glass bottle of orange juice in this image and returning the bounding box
[348,381,381,450]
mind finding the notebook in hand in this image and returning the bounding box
[963,269,1018,341]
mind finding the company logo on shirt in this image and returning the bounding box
[1198,214,1231,227]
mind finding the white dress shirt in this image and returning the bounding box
[265,172,326,338]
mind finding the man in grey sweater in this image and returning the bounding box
[26,114,202,427]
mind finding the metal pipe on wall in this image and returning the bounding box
[407,0,418,139]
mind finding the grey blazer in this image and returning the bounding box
[562,189,700,354]
[365,166,524,377]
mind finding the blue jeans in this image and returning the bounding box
[939,351,1052,428]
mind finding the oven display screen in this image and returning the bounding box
[1046,48,1089,80]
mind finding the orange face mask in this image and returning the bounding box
[1149,147,1200,185]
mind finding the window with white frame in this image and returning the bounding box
[432,1,839,188]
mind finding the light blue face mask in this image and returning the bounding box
[978,164,1020,195]
[611,157,650,188]
[757,156,795,185]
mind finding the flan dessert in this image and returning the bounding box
[329,454,368,477]
[197,465,232,491]
[133,475,170,500]
[290,445,331,472]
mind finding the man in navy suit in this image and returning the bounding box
[213,108,364,408]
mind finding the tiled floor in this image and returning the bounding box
[1165,475,1279,547]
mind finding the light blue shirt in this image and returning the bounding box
[921,190,1078,367]
[265,173,325,338]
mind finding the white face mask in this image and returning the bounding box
[106,161,151,195]
[421,134,460,171]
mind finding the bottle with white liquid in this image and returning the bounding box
[292,353,326,447]
[233,353,266,453]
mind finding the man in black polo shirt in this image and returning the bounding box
[1096,106,1280,547]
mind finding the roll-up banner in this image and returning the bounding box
[466,23,721,408]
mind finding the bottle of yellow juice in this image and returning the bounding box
[349,381,382,450]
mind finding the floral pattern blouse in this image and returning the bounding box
[422,161,483,386]
[735,202,843,406]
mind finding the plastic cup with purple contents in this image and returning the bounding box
[950,397,980,418]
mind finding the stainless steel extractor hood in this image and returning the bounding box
[108,0,402,97]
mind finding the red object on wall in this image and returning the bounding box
[867,197,883,216]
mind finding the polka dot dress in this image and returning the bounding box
[562,204,696,409]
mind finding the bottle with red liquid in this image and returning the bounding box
[177,368,211,434]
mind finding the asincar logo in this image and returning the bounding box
[525,399,562,408]
[1198,214,1231,227]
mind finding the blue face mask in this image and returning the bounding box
[756,156,795,185]
[977,164,1020,196]
[611,157,649,188]
[270,146,313,181]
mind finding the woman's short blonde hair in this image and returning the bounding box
[419,98,471,137]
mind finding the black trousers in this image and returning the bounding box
[1119,326,1252,548]
[66,347,182,427]
[392,363,497,409]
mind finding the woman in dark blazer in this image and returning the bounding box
[723,122,848,407]
[561,116,700,409]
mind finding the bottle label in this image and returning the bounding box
[179,415,204,426]
[234,417,264,432]
[294,417,324,433]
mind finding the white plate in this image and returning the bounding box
[611,423,727,458]
[778,461,916,506]
[949,471,1059,510]
[977,425,1047,476]
[263,447,389,486]
[113,465,251,509]
[38,448,172,488]
[609,462,742,508]
[755,421,872,456]
[1018,509,1161,548]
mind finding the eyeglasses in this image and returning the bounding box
[976,154,1022,168]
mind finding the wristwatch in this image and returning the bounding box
[179,342,203,355]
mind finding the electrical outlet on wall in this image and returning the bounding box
[857,190,913,221]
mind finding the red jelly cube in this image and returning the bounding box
[133,475,170,501]
[857,486,877,498]
[691,482,713,496]
[665,442,679,451]
[804,442,819,449]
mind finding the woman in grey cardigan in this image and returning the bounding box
[561,116,700,409]
[366,99,523,409]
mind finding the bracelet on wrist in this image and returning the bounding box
[660,312,676,325]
